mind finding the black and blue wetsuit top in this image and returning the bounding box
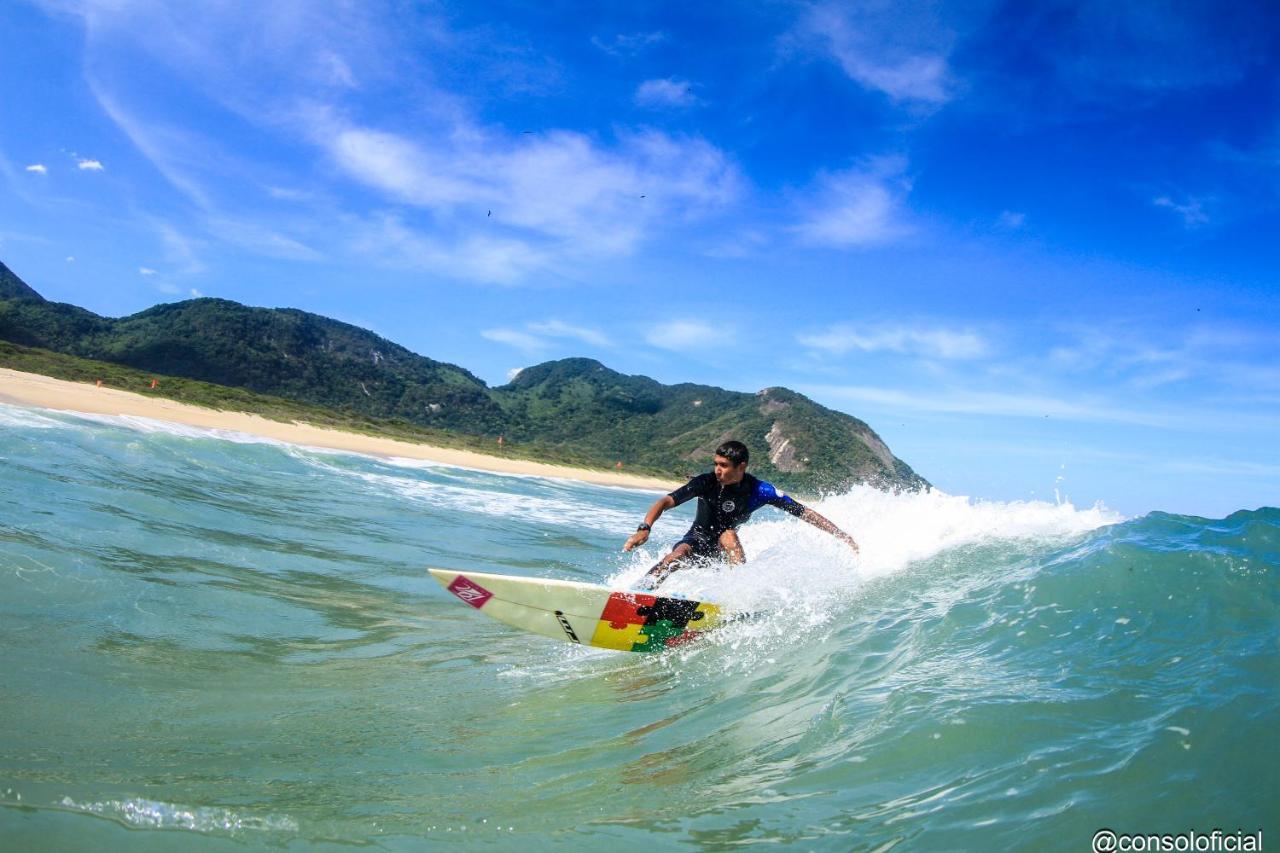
[668,472,806,556]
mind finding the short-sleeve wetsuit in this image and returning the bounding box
[667,472,806,557]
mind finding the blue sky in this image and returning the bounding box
[2,1,1277,518]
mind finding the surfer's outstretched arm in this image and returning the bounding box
[798,507,859,554]
[622,495,675,552]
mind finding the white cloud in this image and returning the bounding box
[25,164,47,175]
[799,323,989,360]
[807,384,1176,428]
[65,256,75,262]
[479,319,612,354]
[506,367,524,382]
[1153,195,1209,227]
[792,160,913,248]
[796,3,956,105]
[190,288,203,298]
[1047,324,1280,394]
[77,159,105,171]
[317,112,741,277]
[482,328,548,353]
[91,85,215,209]
[998,210,1026,229]
[267,186,314,201]
[315,49,357,89]
[644,319,717,351]
[152,219,207,275]
[808,381,1280,435]
[138,267,157,276]
[67,3,737,284]
[207,218,323,262]
[527,319,612,348]
[349,214,549,284]
[592,31,666,57]
[635,78,697,108]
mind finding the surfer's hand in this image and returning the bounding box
[623,530,649,551]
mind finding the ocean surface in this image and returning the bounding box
[1,402,1275,851]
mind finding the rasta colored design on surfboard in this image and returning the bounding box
[428,568,722,653]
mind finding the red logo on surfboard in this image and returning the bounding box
[447,575,494,609]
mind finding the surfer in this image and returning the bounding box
[624,440,859,589]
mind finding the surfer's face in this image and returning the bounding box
[713,455,747,485]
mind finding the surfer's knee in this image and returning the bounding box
[663,543,693,565]
[719,529,745,564]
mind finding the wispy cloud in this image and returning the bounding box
[206,217,323,262]
[90,84,215,209]
[791,158,914,248]
[806,383,1180,429]
[316,110,741,276]
[635,78,698,108]
[794,2,957,105]
[138,267,156,276]
[480,319,612,353]
[1047,324,1280,393]
[151,219,206,276]
[25,164,47,175]
[644,319,717,351]
[1153,195,1209,227]
[482,327,547,353]
[76,158,104,171]
[998,210,1026,229]
[349,214,550,284]
[592,31,666,57]
[64,3,741,283]
[527,320,612,348]
[799,323,989,360]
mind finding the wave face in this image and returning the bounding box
[1,403,1275,849]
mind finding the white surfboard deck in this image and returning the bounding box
[428,568,723,653]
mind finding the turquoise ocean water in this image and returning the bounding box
[1,402,1276,850]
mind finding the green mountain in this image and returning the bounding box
[0,261,46,302]
[0,292,506,434]
[0,261,928,493]
[493,358,924,492]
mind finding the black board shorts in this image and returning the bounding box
[676,528,726,559]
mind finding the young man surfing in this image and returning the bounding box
[623,440,859,590]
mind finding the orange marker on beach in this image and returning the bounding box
[95,379,102,388]
[150,379,158,389]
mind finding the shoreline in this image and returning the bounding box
[0,368,679,492]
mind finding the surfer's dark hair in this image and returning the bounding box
[715,440,749,466]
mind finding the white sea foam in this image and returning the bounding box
[0,402,76,430]
[65,411,290,446]
[377,453,667,496]
[296,452,641,532]
[606,484,1121,613]
[58,795,298,835]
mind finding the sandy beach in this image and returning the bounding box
[0,368,678,491]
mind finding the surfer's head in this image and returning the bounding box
[713,441,749,484]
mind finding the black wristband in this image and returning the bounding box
[636,522,651,532]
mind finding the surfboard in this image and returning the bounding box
[428,568,723,653]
